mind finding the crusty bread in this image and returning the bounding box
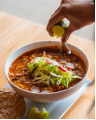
[0,88,26,119]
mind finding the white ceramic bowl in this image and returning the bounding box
[5,40,89,102]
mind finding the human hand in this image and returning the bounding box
[46,0,95,44]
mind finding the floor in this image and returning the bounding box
[0,0,95,41]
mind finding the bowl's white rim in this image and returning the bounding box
[5,40,90,95]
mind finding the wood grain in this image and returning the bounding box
[0,12,95,119]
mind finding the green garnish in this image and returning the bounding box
[27,107,49,119]
[28,57,81,88]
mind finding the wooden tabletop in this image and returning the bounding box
[0,12,95,119]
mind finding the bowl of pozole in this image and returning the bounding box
[5,40,89,102]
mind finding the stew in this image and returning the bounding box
[8,46,86,93]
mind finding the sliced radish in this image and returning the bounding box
[66,63,75,70]
[45,59,51,64]
[45,58,66,72]
[66,65,74,69]
[66,65,74,70]
[58,66,66,72]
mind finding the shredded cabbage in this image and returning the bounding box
[28,57,81,88]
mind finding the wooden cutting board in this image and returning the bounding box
[0,11,95,119]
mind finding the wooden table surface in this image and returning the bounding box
[0,12,95,119]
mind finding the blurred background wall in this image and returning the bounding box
[0,0,95,41]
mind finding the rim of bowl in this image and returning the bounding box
[5,40,90,95]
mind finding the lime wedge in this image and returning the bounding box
[27,107,49,119]
[65,21,69,28]
[60,20,69,28]
[52,25,65,38]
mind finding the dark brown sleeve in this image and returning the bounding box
[93,0,95,4]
